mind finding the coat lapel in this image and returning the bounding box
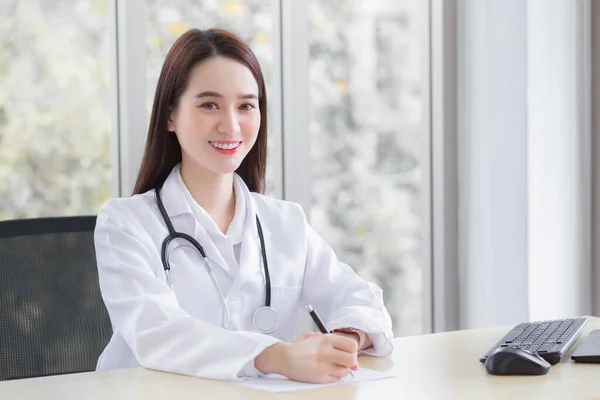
[232,175,272,290]
[158,165,232,278]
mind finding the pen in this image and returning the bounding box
[305,304,355,378]
[306,304,328,333]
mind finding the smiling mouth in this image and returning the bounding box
[209,141,242,150]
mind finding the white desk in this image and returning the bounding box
[3,317,600,399]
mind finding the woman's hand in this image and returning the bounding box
[254,332,358,383]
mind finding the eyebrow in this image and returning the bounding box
[194,91,258,100]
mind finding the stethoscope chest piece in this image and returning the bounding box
[253,306,278,334]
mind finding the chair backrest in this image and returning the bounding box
[0,216,112,381]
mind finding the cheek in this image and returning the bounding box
[177,110,212,139]
[241,114,261,139]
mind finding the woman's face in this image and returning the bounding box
[168,56,261,176]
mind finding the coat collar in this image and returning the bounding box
[157,164,192,220]
[156,164,232,277]
[231,173,274,290]
[157,164,270,236]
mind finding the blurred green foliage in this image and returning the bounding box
[308,0,423,335]
[0,0,111,220]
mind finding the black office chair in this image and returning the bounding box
[0,216,112,381]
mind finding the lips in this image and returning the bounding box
[209,141,242,150]
[208,141,242,154]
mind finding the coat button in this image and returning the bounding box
[229,290,238,301]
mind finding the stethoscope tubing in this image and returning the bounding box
[154,184,274,331]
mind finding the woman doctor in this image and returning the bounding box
[94,28,394,383]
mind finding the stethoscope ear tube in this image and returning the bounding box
[155,185,175,235]
[255,216,271,308]
[161,235,174,271]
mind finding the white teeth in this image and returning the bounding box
[210,141,240,150]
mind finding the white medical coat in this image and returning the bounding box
[94,164,394,381]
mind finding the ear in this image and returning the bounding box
[167,107,176,132]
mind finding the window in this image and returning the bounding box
[0,0,112,219]
[1,0,429,334]
[308,0,424,335]
[145,0,279,195]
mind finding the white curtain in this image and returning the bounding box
[454,0,592,329]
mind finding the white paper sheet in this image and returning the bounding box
[236,368,396,393]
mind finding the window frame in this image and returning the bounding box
[112,0,436,335]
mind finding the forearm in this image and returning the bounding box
[123,313,281,380]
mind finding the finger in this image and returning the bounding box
[327,364,350,379]
[319,375,341,384]
[312,364,344,384]
[328,334,359,353]
[325,348,356,368]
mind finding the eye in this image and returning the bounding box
[200,102,218,110]
[239,103,256,111]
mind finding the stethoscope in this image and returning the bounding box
[155,184,279,334]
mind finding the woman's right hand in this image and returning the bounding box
[255,332,358,383]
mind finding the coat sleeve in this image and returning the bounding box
[299,222,394,357]
[94,201,280,381]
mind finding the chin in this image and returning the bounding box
[210,164,243,175]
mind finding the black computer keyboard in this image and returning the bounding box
[479,317,587,365]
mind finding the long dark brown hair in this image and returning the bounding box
[133,28,268,195]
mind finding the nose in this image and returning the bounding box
[217,109,241,135]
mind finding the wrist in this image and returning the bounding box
[254,342,289,375]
